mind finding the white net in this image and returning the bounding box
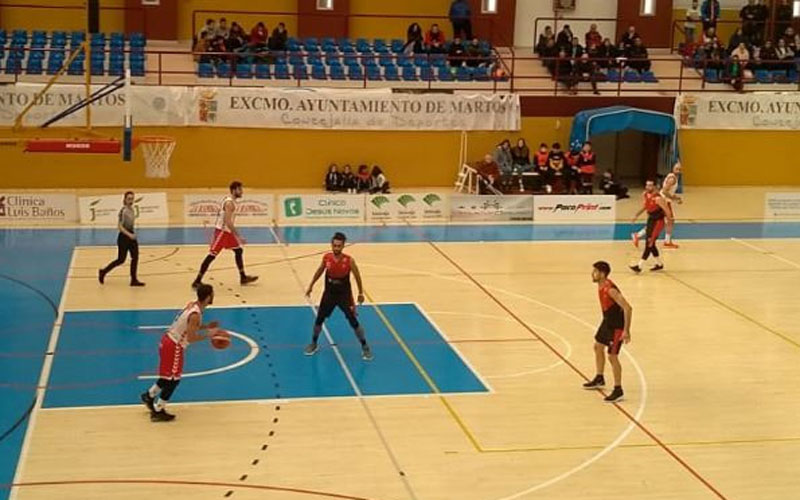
[140,136,176,179]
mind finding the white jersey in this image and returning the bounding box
[214,196,236,232]
[166,301,202,347]
[660,173,678,200]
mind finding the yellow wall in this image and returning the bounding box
[0,118,570,189]
[680,130,800,185]
[349,0,453,41]
[180,0,297,41]
[0,0,125,33]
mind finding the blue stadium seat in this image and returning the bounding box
[379,53,394,66]
[414,54,430,67]
[287,39,302,52]
[47,54,65,74]
[51,31,67,49]
[347,64,363,80]
[311,63,327,80]
[373,39,388,53]
[641,70,658,83]
[390,39,404,53]
[437,66,453,81]
[292,64,308,79]
[235,63,253,78]
[366,64,381,80]
[216,62,232,78]
[67,58,84,75]
[788,68,799,83]
[0,30,6,46]
[623,69,641,82]
[307,54,322,66]
[396,54,412,67]
[274,63,290,79]
[324,53,341,65]
[401,64,417,81]
[420,65,435,81]
[289,53,304,66]
[90,32,106,48]
[91,61,105,76]
[108,60,124,76]
[329,63,346,80]
[772,70,789,83]
[255,63,271,79]
[430,53,447,68]
[384,64,399,80]
[304,37,319,50]
[26,57,44,75]
[606,68,621,82]
[704,68,720,83]
[361,54,376,66]
[456,66,472,81]
[473,66,490,81]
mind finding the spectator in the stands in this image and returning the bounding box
[568,36,584,60]
[701,0,720,32]
[269,22,288,51]
[728,28,746,54]
[752,0,769,43]
[249,22,268,50]
[216,18,229,39]
[555,49,574,88]
[601,170,629,199]
[776,0,794,43]
[548,143,567,193]
[204,36,228,66]
[781,27,796,48]
[493,140,514,177]
[339,164,356,193]
[194,31,210,62]
[577,141,597,194]
[702,26,719,45]
[475,154,500,194]
[740,0,760,42]
[325,164,340,192]
[536,26,554,55]
[791,31,800,53]
[449,0,473,40]
[775,38,795,72]
[620,25,639,50]
[556,25,574,50]
[597,38,615,68]
[426,24,447,54]
[542,38,558,73]
[491,60,508,80]
[565,148,581,194]
[685,0,701,44]
[448,36,467,67]
[572,53,600,95]
[226,22,246,52]
[356,165,372,193]
[369,166,390,194]
[403,23,424,55]
[615,40,629,68]
[467,37,486,67]
[198,19,216,41]
[627,37,651,72]
[731,42,751,66]
[727,55,745,91]
[585,24,603,48]
[758,40,778,70]
[706,42,725,71]
[533,143,552,193]
[511,138,530,170]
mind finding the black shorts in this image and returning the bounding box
[594,322,625,355]
[315,291,359,329]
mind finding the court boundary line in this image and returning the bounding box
[730,237,800,269]
[9,248,76,500]
[63,301,420,313]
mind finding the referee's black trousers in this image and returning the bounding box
[102,232,139,280]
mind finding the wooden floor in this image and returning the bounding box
[5,187,800,499]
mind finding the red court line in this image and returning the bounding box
[426,240,729,500]
[2,478,376,499]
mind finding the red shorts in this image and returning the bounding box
[209,229,240,256]
[158,334,184,380]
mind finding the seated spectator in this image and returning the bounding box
[775,38,795,72]
[405,22,424,54]
[728,28,746,54]
[369,166,390,194]
[758,40,778,70]
[226,22,247,52]
[576,141,597,193]
[555,49,574,88]
[356,165,372,193]
[596,38,615,68]
[216,18,230,39]
[198,18,216,41]
[730,42,751,66]
[627,37,651,72]
[793,33,800,53]
[448,37,467,67]
[548,143,567,193]
[491,60,508,80]
[726,55,745,91]
[474,154,501,194]
[556,25,574,50]
[194,31,211,62]
[541,38,558,73]
[269,22,288,51]
[249,22,268,50]
[781,27,796,49]
[585,24,602,48]
[615,40,629,68]
[702,26,718,45]
[620,25,639,50]
[536,26,554,55]
[565,148,581,194]
[511,138,530,170]
[339,164,357,193]
[533,143,552,193]
[325,164,340,191]
[203,36,228,66]
[466,38,486,67]
[776,0,793,42]
[426,24,447,53]
[568,36,584,59]
[572,53,600,95]
[493,140,514,189]
[601,170,629,199]
[706,45,725,71]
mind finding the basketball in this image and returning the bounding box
[210,329,231,350]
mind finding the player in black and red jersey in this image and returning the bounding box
[304,232,372,361]
[583,261,633,403]
[630,180,670,273]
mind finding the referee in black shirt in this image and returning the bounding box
[99,191,145,287]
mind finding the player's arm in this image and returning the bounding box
[350,258,365,304]
[631,205,646,222]
[608,288,632,343]
[185,313,209,344]
[199,320,219,331]
[656,196,672,222]
[305,260,326,296]
[223,200,238,238]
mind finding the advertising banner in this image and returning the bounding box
[0,193,77,222]
[278,194,365,222]
[532,195,616,222]
[764,192,800,218]
[184,194,275,225]
[365,192,449,222]
[675,92,800,130]
[450,195,533,221]
[78,193,168,224]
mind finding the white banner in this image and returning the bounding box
[78,193,168,224]
[183,194,275,225]
[191,87,520,131]
[765,192,800,218]
[366,192,449,222]
[533,195,616,222]
[675,92,800,130]
[0,84,188,128]
[0,193,77,222]
[450,195,533,221]
[278,194,365,222]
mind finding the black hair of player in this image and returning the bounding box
[332,232,347,243]
[593,261,611,276]
[196,283,214,302]
[124,190,134,198]
[229,181,243,192]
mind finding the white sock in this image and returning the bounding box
[148,384,160,398]
[637,228,646,238]
[637,259,645,267]
[665,233,672,243]
[155,400,166,412]
[655,256,663,265]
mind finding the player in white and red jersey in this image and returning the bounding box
[140,284,217,422]
[192,181,258,289]
[660,162,682,248]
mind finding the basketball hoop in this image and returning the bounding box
[138,136,176,179]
